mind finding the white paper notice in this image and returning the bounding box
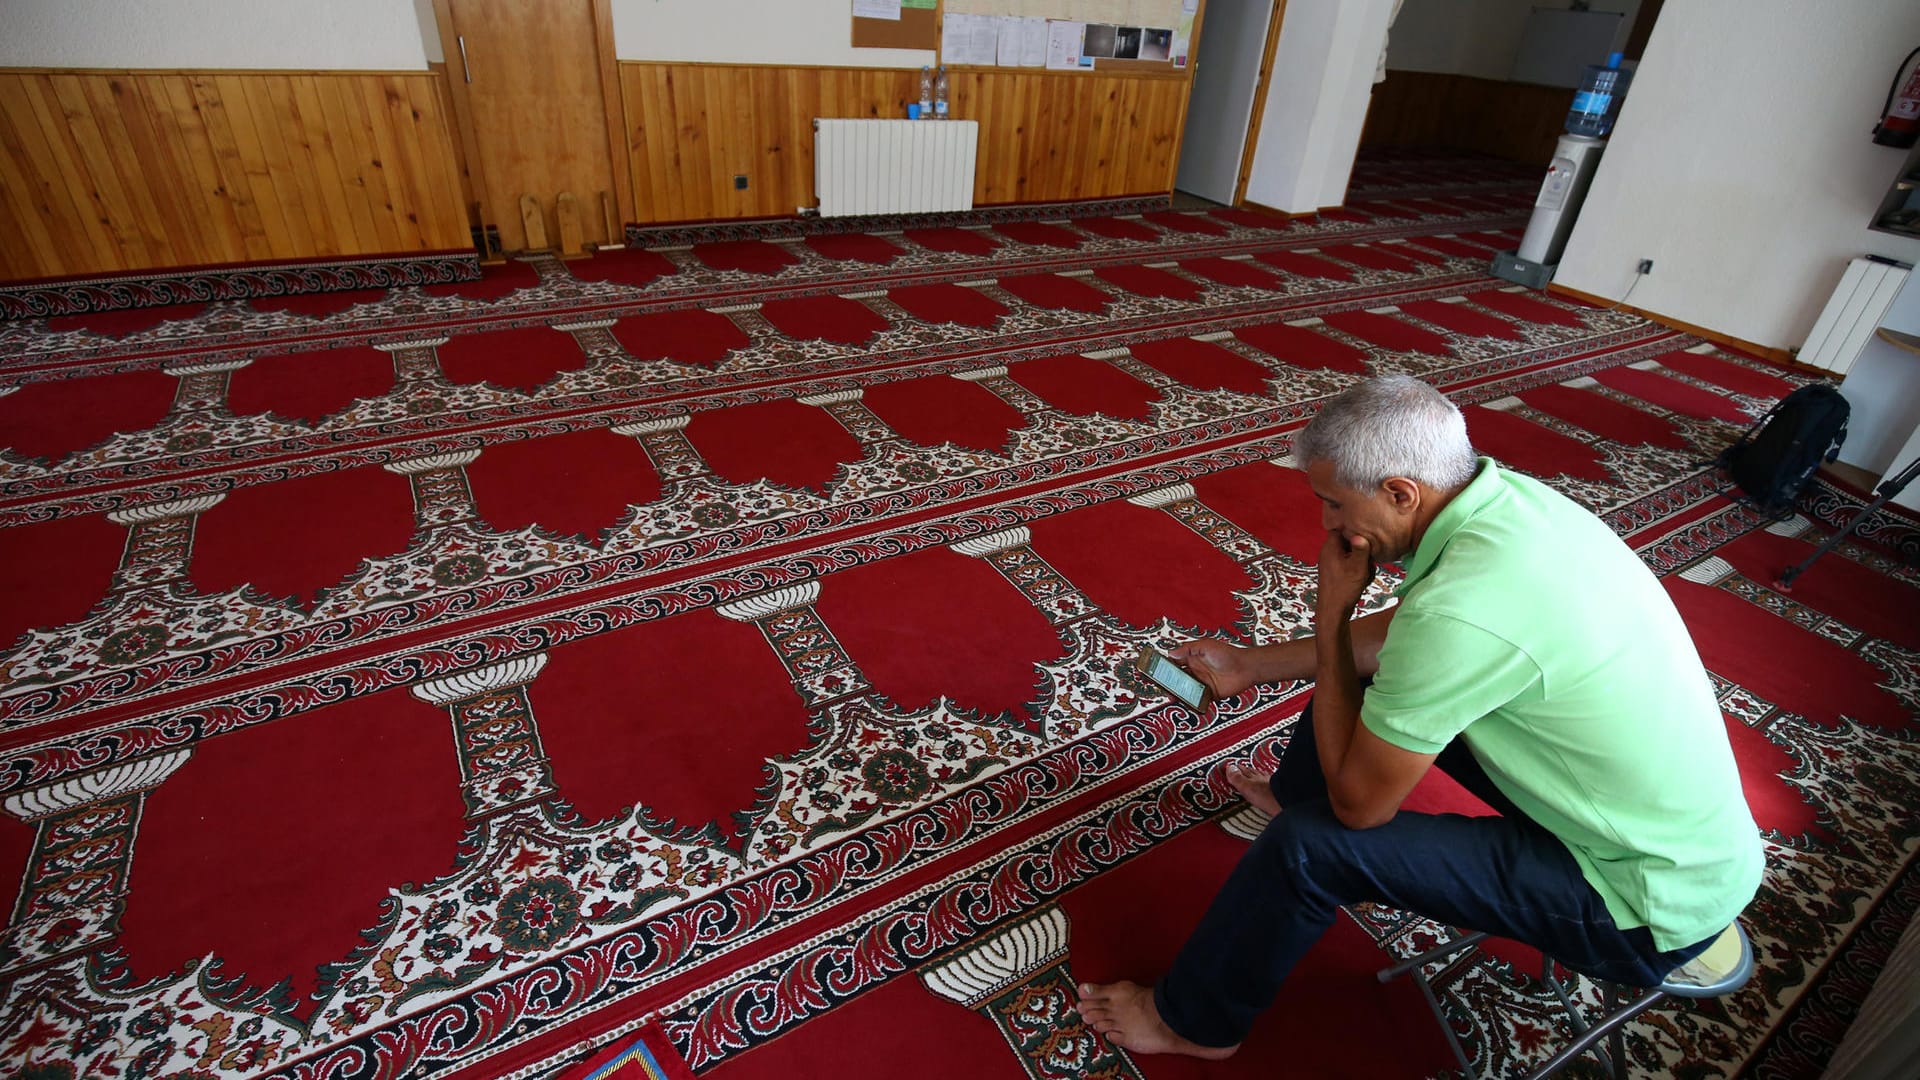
[854,0,901,20]
[1019,16,1048,67]
[1046,20,1086,70]
[997,16,1047,67]
[1182,0,1200,13]
[943,13,977,65]
[969,14,1000,66]
[945,12,1001,66]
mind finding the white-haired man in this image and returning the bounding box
[1078,374,1763,1058]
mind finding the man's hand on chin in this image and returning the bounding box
[1317,531,1376,621]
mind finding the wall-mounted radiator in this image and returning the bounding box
[813,119,979,218]
[1799,257,1911,374]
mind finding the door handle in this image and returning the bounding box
[458,35,472,83]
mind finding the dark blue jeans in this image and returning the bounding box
[1153,694,1717,1049]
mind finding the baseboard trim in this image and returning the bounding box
[1548,282,1805,371]
[624,194,1178,248]
[1238,197,1296,219]
[0,250,483,321]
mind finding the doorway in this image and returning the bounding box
[1175,0,1282,205]
[433,0,627,253]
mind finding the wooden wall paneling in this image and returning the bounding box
[112,77,203,261]
[187,76,272,259]
[222,73,309,257]
[253,76,330,254]
[406,76,469,245]
[2,74,96,266]
[39,74,140,263]
[375,76,446,249]
[590,0,634,226]
[0,69,470,282]
[0,78,69,277]
[128,76,196,262]
[360,78,423,249]
[709,66,741,217]
[160,75,253,259]
[57,76,161,266]
[751,67,790,215]
[631,66,671,219]
[235,75,319,256]
[327,76,394,252]
[311,75,393,253]
[286,76,363,253]
[676,67,714,221]
[1361,70,1573,166]
[617,62,1182,224]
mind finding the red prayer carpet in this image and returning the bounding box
[0,149,1916,1080]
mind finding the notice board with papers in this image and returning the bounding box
[852,0,1204,76]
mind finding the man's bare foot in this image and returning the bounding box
[1075,980,1238,1060]
[1223,762,1280,817]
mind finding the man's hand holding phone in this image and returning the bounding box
[1165,639,1262,702]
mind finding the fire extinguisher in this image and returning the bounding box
[1874,45,1920,147]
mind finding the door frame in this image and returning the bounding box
[430,0,633,251]
[1232,0,1288,206]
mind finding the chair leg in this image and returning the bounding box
[1606,990,1629,1080]
[1376,932,1488,1076]
[1523,990,1666,1079]
[1410,965,1475,1076]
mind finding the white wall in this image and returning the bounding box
[414,0,444,64]
[1386,0,1638,81]
[1556,0,1920,351]
[611,0,932,69]
[1242,0,1397,214]
[0,0,432,70]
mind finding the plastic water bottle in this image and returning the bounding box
[918,66,933,119]
[1566,52,1632,137]
[934,66,950,119]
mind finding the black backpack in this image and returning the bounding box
[1714,383,1849,517]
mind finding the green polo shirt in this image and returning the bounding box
[1361,459,1763,952]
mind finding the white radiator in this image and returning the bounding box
[813,119,978,218]
[1800,257,1911,374]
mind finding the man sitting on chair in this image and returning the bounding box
[1077,374,1763,1058]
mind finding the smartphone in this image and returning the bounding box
[1134,647,1214,710]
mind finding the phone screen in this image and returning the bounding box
[1139,648,1210,708]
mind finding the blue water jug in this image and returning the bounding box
[1566,52,1632,137]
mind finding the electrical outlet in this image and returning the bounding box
[1637,258,1654,275]
[733,174,749,190]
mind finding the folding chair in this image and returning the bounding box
[1376,920,1754,1078]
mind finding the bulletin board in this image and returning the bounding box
[852,0,940,50]
[852,0,1203,75]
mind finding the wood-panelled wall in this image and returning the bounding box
[1361,71,1575,167]
[618,63,1190,224]
[0,70,470,281]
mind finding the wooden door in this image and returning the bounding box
[436,0,624,252]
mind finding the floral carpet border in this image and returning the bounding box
[0,251,483,321]
[623,196,1178,247]
[251,693,1292,1080]
[1740,849,1920,1078]
[1802,474,1920,565]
